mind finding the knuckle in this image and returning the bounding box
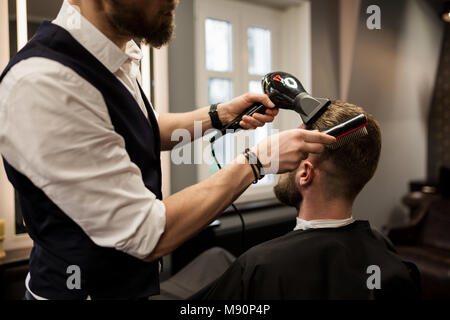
[297,140,305,151]
[254,114,264,121]
[244,93,253,101]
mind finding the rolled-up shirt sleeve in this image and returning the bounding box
[0,58,166,260]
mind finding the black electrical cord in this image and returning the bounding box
[210,137,246,252]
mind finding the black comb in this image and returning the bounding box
[321,114,368,150]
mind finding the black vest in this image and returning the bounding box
[0,21,163,299]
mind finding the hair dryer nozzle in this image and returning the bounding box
[294,94,331,125]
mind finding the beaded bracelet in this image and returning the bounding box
[243,148,265,182]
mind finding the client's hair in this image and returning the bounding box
[307,101,382,201]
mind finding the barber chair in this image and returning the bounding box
[386,167,450,299]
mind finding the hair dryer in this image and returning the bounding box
[263,72,331,125]
[217,72,331,138]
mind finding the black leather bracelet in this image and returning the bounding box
[243,152,260,184]
[209,104,223,131]
[245,148,265,179]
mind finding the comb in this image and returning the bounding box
[321,114,369,150]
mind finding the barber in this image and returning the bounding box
[0,0,335,300]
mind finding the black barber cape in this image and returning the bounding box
[194,221,420,300]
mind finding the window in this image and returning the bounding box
[247,25,274,186]
[195,0,312,203]
[205,20,275,185]
[196,0,281,199]
[205,19,233,73]
[248,26,271,76]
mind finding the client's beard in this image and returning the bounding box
[106,0,176,48]
[273,171,303,210]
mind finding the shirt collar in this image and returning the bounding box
[52,0,142,73]
[294,216,355,231]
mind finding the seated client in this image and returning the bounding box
[195,101,420,300]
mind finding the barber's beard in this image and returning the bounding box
[273,171,303,210]
[106,0,176,48]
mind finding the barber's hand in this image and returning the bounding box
[251,129,336,174]
[219,93,279,129]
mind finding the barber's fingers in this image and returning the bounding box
[300,142,326,155]
[252,112,275,124]
[239,121,256,130]
[240,108,279,129]
[240,115,265,129]
[296,129,336,145]
[265,108,279,117]
[243,93,276,109]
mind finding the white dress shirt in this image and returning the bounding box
[294,216,355,231]
[0,0,166,262]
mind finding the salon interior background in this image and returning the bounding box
[0,0,448,249]
[170,0,447,230]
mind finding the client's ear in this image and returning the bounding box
[297,160,315,188]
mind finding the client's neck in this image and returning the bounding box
[298,193,353,221]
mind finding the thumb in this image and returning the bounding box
[262,94,276,109]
